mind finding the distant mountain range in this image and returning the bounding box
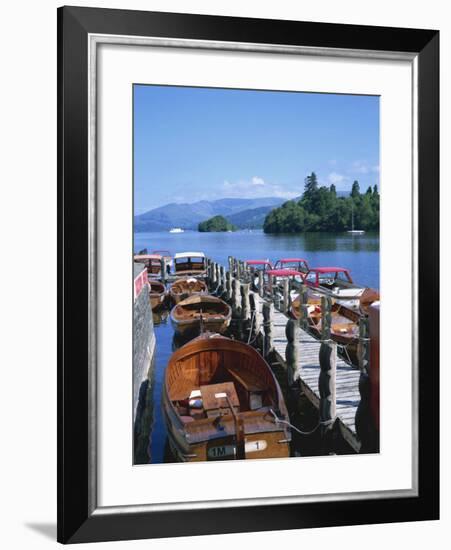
[134,197,286,231]
[134,191,352,231]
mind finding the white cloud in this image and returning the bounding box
[349,160,379,175]
[328,172,346,185]
[222,177,298,199]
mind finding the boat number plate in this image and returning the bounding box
[207,440,267,459]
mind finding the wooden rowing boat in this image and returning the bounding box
[149,280,166,311]
[170,295,232,337]
[169,277,208,304]
[291,285,379,319]
[297,301,361,365]
[163,333,291,462]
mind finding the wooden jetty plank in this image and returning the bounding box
[266,306,361,448]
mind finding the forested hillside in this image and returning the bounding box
[263,172,379,233]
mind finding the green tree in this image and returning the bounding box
[198,215,236,232]
[304,172,318,197]
[263,172,379,234]
[351,180,361,199]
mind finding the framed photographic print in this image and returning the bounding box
[57,6,439,544]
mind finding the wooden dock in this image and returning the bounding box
[270,308,361,451]
[204,255,378,453]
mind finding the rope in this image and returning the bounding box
[269,409,324,436]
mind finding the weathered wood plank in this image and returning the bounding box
[268,307,360,443]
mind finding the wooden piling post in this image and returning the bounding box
[211,261,217,287]
[225,271,232,301]
[249,292,261,340]
[219,265,226,296]
[283,277,290,315]
[232,278,241,317]
[228,256,233,274]
[358,316,370,373]
[299,284,309,331]
[319,295,336,447]
[236,260,241,281]
[215,263,221,289]
[321,295,332,341]
[319,340,337,445]
[285,318,300,387]
[241,283,251,322]
[355,316,376,452]
[262,301,274,358]
[258,270,264,298]
[160,257,167,283]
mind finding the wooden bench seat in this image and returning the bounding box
[226,365,265,392]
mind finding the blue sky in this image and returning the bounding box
[134,85,379,214]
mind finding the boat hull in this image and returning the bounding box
[171,316,230,337]
[150,293,166,311]
[163,336,291,462]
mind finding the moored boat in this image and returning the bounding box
[244,259,273,273]
[170,295,232,337]
[306,302,361,366]
[133,253,165,278]
[149,280,167,311]
[152,249,173,270]
[163,334,291,462]
[301,267,365,308]
[273,258,310,273]
[174,251,207,278]
[169,277,208,304]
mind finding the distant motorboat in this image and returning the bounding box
[169,227,184,233]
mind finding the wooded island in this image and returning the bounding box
[263,172,379,233]
[198,215,237,232]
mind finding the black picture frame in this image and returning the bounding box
[57,5,439,544]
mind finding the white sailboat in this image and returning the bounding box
[347,204,365,235]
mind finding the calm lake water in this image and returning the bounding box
[134,230,379,463]
[134,230,379,288]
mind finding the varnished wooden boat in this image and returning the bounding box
[359,288,380,314]
[169,277,208,304]
[149,280,166,311]
[163,334,291,462]
[174,251,207,278]
[299,301,361,365]
[170,295,232,337]
[291,285,379,319]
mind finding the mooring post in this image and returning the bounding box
[236,259,241,281]
[225,271,232,301]
[228,256,233,274]
[232,278,242,317]
[215,263,221,289]
[219,265,226,296]
[241,283,251,322]
[160,257,167,284]
[249,292,261,340]
[205,258,211,285]
[299,284,309,331]
[285,318,300,387]
[262,301,274,358]
[319,295,337,449]
[321,295,332,341]
[258,270,264,298]
[355,315,374,452]
[283,277,290,315]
